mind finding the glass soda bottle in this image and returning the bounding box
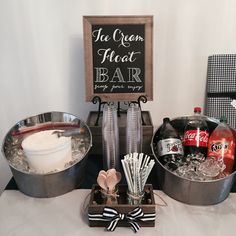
[207,117,235,174]
[183,107,209,157]
[157,117,184,170]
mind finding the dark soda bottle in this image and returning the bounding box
[207,117,235,174]
[157,117,184,170]
[183,107,209,157]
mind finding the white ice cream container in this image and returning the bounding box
[22,130,72,173]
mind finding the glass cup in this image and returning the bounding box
[127,189,145,205]
[126,104,143,154]
[102,104,120,170]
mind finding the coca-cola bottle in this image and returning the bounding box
[183,107,209,157]
[207,117,235,174]
[157,117,184,170]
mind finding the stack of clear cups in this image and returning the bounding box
[126,104,143,154]
[102,104,120,170]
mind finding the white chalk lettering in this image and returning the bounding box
[113,28,144,48]
[127,68,142,82]
[110,68,125,82]
[110,84,125,92]
[128,85,143,91]
[92,28,110,42]
[94,67,143,83]
[94,67,109,82]
[94,84,109,92]
[97,48,140,64]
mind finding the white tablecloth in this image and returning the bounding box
[0,189,235,236]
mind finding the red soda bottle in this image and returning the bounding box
[207,118,235,174]
[183,107,209,157]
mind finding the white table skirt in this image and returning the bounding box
[0,189,235,236]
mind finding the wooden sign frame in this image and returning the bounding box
[83,15,153,102]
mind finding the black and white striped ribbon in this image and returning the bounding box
[88,207,156,233]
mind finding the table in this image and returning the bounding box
[0,189,236,236]
[2,154,236,235]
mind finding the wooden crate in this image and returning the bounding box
[86,111,153,155]
[88,184,156,227]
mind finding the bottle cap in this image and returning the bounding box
[194,107,201,113]
[163,117,170,123]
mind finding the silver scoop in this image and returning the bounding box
[52,128,85,138]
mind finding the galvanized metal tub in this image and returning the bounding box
[151,116,236,205]
[1,111,92,198]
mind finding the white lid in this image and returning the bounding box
[22,130,71,153]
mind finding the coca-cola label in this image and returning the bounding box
[157,138,183,156]
[184,130,209,147]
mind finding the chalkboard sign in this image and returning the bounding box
[83,16,153,102]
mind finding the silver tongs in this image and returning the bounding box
[52,128,85,138]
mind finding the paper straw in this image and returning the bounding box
[121,159,133,192]
[121,153,155,195]
[143,160,155,186]
[141,155,148,170]
[138,153,143,170]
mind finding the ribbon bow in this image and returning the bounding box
[88,207,156,233]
